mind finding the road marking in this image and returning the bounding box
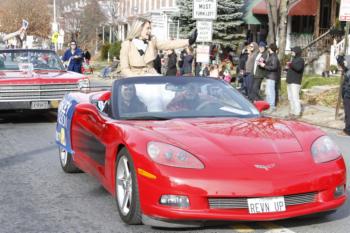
[231,223,255,232]
[259,222,296,233]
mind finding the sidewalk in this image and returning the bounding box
[267,103,345,130]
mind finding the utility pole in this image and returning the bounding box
[53,0,58,51]
[102,26,105,44]
[95,27,98,54]
[53,0,57,24]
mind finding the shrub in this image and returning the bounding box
[100,43,111,60]
[108,41,122,59]
[330,65,338,74]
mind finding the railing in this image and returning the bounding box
[302,26,343,65]
[330,35,350,66]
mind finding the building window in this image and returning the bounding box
[168,21,178,39]
[156,0,160,9]
[291,16,314,33]
[162,0,166,7]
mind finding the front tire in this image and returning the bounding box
[115,148,142,225]
[59,147,81,173]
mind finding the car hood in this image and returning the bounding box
[0,70,85,84]
[125,117,303,155]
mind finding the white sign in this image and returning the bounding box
[340,0,350,21]
[196,21,213,42]
[196,45,210,63]
[193,0,217,20]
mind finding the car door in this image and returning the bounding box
[71,102,108,181]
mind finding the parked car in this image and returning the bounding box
[0,49,89,111]
[56,76,346,228]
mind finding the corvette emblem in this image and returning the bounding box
[254,163,275,171]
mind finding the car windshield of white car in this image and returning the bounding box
[0,50,64,71]
[114,77,259,120]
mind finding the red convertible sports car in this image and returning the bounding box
[56,76,346,228]
[0,49,89,111]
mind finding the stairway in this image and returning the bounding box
[302,27,343,66]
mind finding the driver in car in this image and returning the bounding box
[119,84,147,114]
[166,83,203,111]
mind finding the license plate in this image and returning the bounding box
[247,196,286,214]
[31,101,49,109]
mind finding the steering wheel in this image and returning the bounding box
[195,100,222,111]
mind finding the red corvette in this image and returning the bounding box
[0,49,89,111]
[56,76,346,228]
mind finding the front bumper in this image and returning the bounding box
[142,192,346,222]
[137,161,346,224]
[0,100,60,110]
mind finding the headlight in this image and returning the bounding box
[147,142,204,169]
[311,136,341,163]
[78,79,90,89]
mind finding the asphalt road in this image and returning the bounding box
[0,111,349,233]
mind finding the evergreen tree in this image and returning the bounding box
[174,0,245,50]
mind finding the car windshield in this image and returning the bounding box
[0,50,64,71]
[112,77,260,119]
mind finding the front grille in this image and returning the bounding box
[208,192,317,209]
[0,84,79,101]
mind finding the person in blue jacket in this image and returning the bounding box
[62,40,83,73]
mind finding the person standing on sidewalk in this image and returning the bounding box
[250,41,268,101]
[237,42,249,90]
[182,47,194,76]
[259,43,280,112]
[165,49,177,76]
[244,42,259,98]
[336,55,350,136]
[286,46,305,118]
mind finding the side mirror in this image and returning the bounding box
[91,91,111,112]
[98,91,111,101]
[254,100,270,113]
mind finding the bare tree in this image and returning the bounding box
[79,0,106,49]
[0,0,51,38]
[106,0,120,25]
[266,0,300,60]
[63,9,82,41]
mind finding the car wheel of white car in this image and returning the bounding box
[115,148,142,225]
[59,147,81,173]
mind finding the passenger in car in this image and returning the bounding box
[119,84,147,114]
[0,26,26,49]
[166,83,202,111]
